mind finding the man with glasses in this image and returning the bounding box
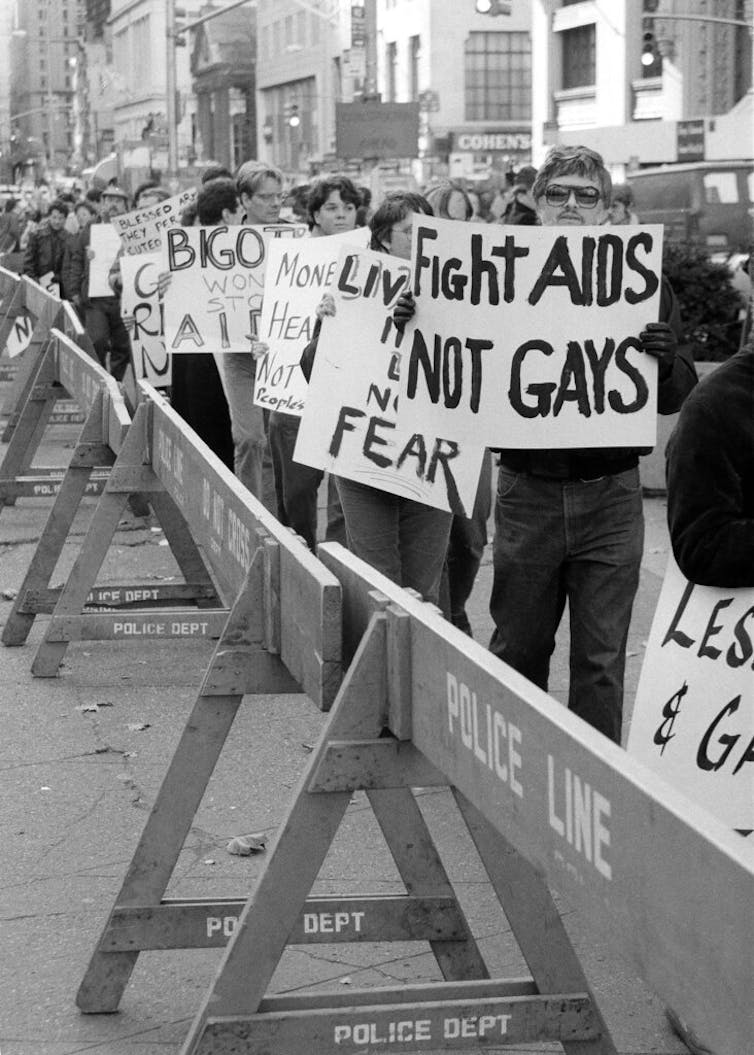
[489,145,697,744]
[213,161,288,507]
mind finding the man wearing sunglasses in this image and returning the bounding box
[489,145,697,745]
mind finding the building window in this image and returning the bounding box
[561,23,595,90]
[310,12,320,44]
[409,35,420,101]
[386,40,397,102]
[464,32,531,121]
[284,14,293,48]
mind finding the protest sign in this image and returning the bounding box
[293,246,485,515]
[628,556,753,829]
[254,227,370,415]
[38,270,60,299]
[162,223,307,355]
[120,253,170,388]
[88,224,123,298]
[399,216,664,449]
[111,188,196,256]
[5,313,33,358]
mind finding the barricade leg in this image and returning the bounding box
[147,490,221,609]
[2,300,62,441]
[0,335,59,512]
[3,387,115,645]
[178,611,603,1054]
[76,543,301,1012]
[0,280,23,361]
[455,791,618,1055]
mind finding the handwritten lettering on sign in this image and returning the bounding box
[255,227,370,415]
[162,223,307,354]
[628,556,754,829]
[120,253,170,387]
[398,216,663,449]
[111,188,196,255]
[293,246,485,515]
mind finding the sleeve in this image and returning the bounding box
[657,276,698,415]
[666,396,754,587]
[22,230,37,278]
[299,315,322,383]
[62,232,84,301]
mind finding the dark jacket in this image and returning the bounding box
[23,221,69,291]
[666,348,754,587]
[497,277,698,479]
[0,211,23,253]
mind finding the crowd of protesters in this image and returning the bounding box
[14,151,753,757]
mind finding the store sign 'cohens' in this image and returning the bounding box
[455,131,532,152]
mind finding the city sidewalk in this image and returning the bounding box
[0,422,689,1054]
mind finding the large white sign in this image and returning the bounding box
[120,253,170,388]
[162,223,307,354]
[399,216,664,449]
[88,223,123,298]
[111,188,196,255]
[294,246,486,516]
[254,227,370,415]
[628,556,754,830]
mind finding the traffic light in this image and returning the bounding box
[287,102,300,128]
[475,0,511,14]
[641,16,661,73]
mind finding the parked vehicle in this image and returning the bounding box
[627,161,753,253]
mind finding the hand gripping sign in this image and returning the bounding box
[398,215,664,449]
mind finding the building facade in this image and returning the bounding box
[190,7,256,172]
[532,0,753,173]
[255,0,352,176]
[376,0,533,184]
[10,0,87,179]
[108,0,204,177]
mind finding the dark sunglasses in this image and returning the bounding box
[544,184,601,208]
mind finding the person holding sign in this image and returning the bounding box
[661,342,753,1055]
[423,181,493,635]
[331,191,453,606]
[666,342,754,589]
[23,197,70,298]
[268,175,362,549]
[214,161,289,508]
[486,146,697,743]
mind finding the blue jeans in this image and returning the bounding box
[335,477,452,606]
[214,352,275,509]
[269,410,346,550]
[440,449,493,635]
[489,466,644,743]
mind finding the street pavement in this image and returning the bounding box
[0,417,692,1055]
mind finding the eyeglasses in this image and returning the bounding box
[252,192,284,203]
[544,184,601,208]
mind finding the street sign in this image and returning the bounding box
[336,102,420,160]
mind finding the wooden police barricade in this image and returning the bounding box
[73,382,386,1013]
[0,318,111,516]
[165,544,752,1055]
[2,340,219,647]
[0,277,66,440]
[0,266,24,383]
